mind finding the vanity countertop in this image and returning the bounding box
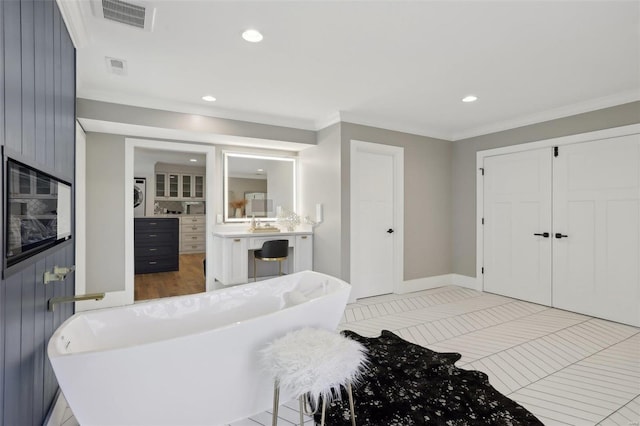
[213,229,312,238]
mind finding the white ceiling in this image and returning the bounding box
[64,0,640,141]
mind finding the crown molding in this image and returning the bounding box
[338,111,452,141]
[452,90,640,141]
[56,0,90,48]
[315,112,342,131]
[78,89,639,143]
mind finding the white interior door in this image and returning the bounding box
[483,148,552,305]
[351,141,403,300]
[553,135,640,326]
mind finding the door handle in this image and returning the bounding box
[533,232,550,238]
[387,229,394,234]
[555,233,568,239]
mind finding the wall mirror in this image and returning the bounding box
[224,152,296,222]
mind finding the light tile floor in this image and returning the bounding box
[59,286,640,426]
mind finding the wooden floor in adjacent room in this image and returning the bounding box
[134,253,206,301]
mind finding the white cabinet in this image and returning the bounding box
[154,172,179,199]
[155,172,205,200]
[181,175,192,198]
[155,173,166,198]
[294,235,313,271]
[194,175,205,199]
[213,236,248,285]
[168,173,179,198]
[180,174,205,200]
[212,231,313,285]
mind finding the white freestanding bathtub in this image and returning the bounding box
[48,271,351,426]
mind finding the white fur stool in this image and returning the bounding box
[260,328,367,426]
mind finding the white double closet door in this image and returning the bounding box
[483,134,640,326]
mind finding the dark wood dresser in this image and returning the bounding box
[134,218,179,274]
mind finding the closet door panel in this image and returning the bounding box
[553,135,640,326]
[483,149,552,305]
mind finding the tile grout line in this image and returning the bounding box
[596,394,640,425]
[504,330,640,423]
[388,301,557,349]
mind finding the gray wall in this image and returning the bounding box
[452,101,640,277]
[299,123,343,278]
[339,123,452,283]
[0,0,76,423]
[86,133,126,293]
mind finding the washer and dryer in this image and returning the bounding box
[134,177,146,217]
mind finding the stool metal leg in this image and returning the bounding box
[298,395,304,426]
[320,396,327,426]
[347,381,356,426]
[254,257,257,282]
[272,380,280,426]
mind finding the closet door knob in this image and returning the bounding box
[555,233,568,239]
[533,232,550,238]
[387,228,394,234]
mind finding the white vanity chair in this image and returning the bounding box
[260,328,368,426]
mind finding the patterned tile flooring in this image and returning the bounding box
[59,286,639,426]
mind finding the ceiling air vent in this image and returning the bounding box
[105,57,128,76]
[92,0,155,31]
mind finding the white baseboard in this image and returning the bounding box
[451,274,481,291]
[396,274,453,294]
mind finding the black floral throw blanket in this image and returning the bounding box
[314,330,543,425]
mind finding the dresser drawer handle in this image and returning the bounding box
[149,261,157,265]
[149,222,157,225]
[149,234,157,238]
[234,239,241,242]
[149,248,157,251]
[192,245,197,249]
[192,226,197,230]
[192,236,198,239]
[301,236,308,239]
[191,219,197,222]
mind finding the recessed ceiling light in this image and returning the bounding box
[242,29,263,43]
[202,95,216,102]
[189,158,198,162]
[257,168,264,172]
[462,95,478,103]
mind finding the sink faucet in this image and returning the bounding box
[48,293,105,312]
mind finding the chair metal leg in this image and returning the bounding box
[254,257,257,282]
[278,260,282,276]
[298,395,304,426]
[347,381,356,426]
[272,380,280,426]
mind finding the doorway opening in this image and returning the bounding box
[125,139,216,303]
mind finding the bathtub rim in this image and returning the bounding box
[48,271,351,358]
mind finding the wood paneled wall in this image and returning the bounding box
[1,0,76,424]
